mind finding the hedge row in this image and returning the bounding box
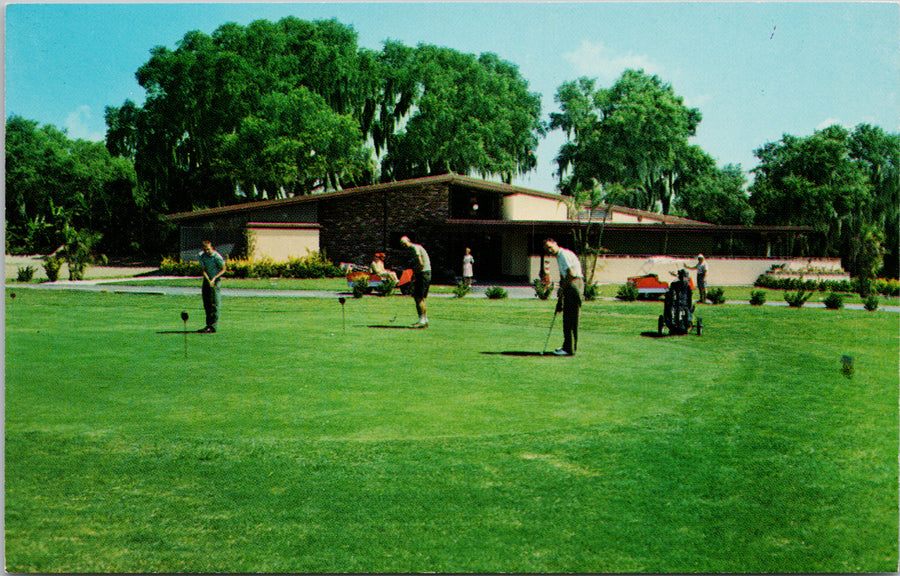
[159,253,344,279]
[754,274,899,296]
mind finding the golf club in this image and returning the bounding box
[541,309,559,355]
[338,297,346,332]
[181,311,189,357]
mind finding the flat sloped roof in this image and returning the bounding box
[167,173,555,222]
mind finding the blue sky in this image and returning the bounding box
[5,2,898,193]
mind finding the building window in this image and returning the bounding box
[449,186,500,220]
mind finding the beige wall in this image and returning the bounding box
[502,194,568,221]
[248,226,320,261]
[501,193,673,225]
[530,255,846,286]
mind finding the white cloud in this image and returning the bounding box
[563,40,663,82]
[816,117,843,131]
[65,106,106,141]
[683,93,712,109]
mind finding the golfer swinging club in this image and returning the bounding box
[400,235,431,328]
[544,238,584,356]
[198,239,226,333]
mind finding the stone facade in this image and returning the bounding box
[318,181,451,272]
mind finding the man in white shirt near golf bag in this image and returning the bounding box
[544,238,584,356]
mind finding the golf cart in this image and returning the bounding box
[657,269,702,336]
[628,273,695,300]
[344,264,414,294]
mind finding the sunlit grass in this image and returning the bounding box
[5,288,897,572]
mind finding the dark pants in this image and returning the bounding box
[202,279,220,328]
[561,278,584,354]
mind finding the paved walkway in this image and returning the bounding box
[8,277,900,312]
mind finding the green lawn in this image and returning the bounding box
[5,288,898,572]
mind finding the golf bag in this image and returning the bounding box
[658,271,702,336]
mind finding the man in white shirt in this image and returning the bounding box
[544,238,584,356]
[685,254,708,303]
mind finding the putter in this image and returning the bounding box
[181,311,189,357]
[338,297,346,332]
[541,309,559,355]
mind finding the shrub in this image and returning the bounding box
[453,281,471,298]
[853,277,874,299]
[228,260,251,279]
[874,278,899,297]
[16,265,36,282]
[616,283,638,301]
[532,279,554,300]
[352,277,368,298]
[485,286,508,300]
[251,257,286,279]
[706,287,726,305]
[824,292,844,310]
[784,290,813,308]
[159,257,203,276]
[583,282,600,301]
[63,226,102,281]
[159,252,342,279]
[749,290,767,306]
[43,256,62,282]
[863,294,880,311]
[754,274,854,293]
[374,275,398,297]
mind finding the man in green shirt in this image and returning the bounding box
[400,235,431,328]
[198,240,226,333]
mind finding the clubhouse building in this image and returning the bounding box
[166,174,823,285]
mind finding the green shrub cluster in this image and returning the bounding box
[616,283,638,301]
[755,274,899,296]
[159,257,204,276]
[373,275,398,297]
[749,290,767,306]
[159,252,343,279]
[352,277,368,298]
[16,265,36,282]
[873,278,900,297]
[43,257,62,282]
[532,279,554,300]
[485,286,508,299]
[706,287,726,305]
[453,281,471,298]
[784,289,813,308]
[864,295,880,311]
[824,293,844,310]
[583,283,600,301]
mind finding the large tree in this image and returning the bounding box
[675,163,754,225]
[749,124,898,277]
[106,18,544,215]
[106,18,376,212]
[551,70,702,214]
[379,45,543,183]
[5,115,148,255]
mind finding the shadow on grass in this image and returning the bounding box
[156,330,206,335]
[639,331,668,338]
[367,325,423,330]
[481,351,560,357]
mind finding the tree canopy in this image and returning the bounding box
[550,70,702,214]
[749,124,899,277]
[105,17,544,214]
[379,45,543,183]
[5,115,152,255]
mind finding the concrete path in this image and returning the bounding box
[7,277,899,312]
